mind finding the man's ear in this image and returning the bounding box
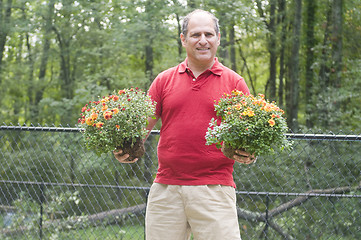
[180,33,186,47]
[217,32,221,46]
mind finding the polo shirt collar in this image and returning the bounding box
[179,58,223,76]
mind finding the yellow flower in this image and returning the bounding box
[232,90,243,96]
[233,104,242,110]
[101,97,109,103]
[247,110,254,117]
[268,118,276,127]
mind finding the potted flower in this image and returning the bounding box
[205,90,292,159]
[78,88,156,159]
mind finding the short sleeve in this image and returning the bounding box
[148,74,163,118]
[236,77,250,95]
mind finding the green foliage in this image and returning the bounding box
[206,90,291,156]
[2,190,83,239]
[0,0,359,134]
[78,88,156,155]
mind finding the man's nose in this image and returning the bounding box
[199,34,207,44]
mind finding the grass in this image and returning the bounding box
[1,224,145,240]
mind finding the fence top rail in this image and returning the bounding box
[1,125,361,141]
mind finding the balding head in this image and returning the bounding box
[181,9,219,37]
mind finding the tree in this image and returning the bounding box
[286,0,302,131]
[304,0,317,128]
[0,0,13,97]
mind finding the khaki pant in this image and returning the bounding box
[145,183,241,240]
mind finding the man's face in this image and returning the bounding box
[181,13,220,66]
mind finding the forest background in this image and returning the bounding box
[0,0,360,133]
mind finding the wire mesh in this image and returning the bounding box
[0,124,360,240]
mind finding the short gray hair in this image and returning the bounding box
[181,9,219,37]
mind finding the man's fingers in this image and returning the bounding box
[113,149,123,154]
[234,149,250,157]
[125,158,139,163]
[233,155,257,165]
[113,150,138,163]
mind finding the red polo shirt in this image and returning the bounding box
[148,58,250,187]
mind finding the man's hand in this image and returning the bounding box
[232,149,257,164]
[221,145,257,164]
[113,149,138,163]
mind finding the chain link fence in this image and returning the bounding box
[0,124,360,240]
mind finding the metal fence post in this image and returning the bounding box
[264,193,270,239]
[39,183,45,240]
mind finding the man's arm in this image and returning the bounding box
[114,116,160,163]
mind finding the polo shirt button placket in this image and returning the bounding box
[192,78,196,82]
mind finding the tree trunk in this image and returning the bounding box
[318,6,332,128]
[219,27,228,63]
[305,0,317,128]
[145,44,154,83]
[330,0,343,88]
[176,12,182,60]
[229,22,237,72]
[286,0,302,131]
[268,0,277,101]
[28,0,55,123]
[0,0,13,89]
[144,0,155,85]
[277,0,286,109]
[238,44,256,95]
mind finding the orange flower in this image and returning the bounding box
[113,95,119,101]
[112,108,119,114]
[263,103,275,112]
[91,112,98,120]
[115,125,120,129]
[102,105,108,111]
[101,97,109,103]
[96,122,104,128]
[85,117,94,126]
[118,90,125,95]
[268,118,276,127]
[103,111,113,120]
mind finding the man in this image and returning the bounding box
[114,9,255,240]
